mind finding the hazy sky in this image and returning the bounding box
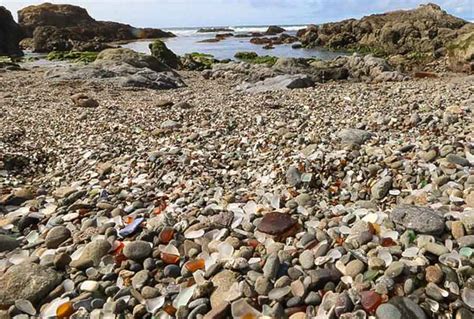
[3,0,473,28]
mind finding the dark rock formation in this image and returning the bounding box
[298,3,469,58]
[149,40,180,69]
[0,7,24,56]
[265,26,286,35]
[17,3,175,52]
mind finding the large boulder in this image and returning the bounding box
[298,4,469,59]
[18,2,94,37]
[0,263,62,308]
[45,48,185,90]
[18,3,175,52]
[266,26,286,35]
[149,40,180,69]
[95,48,169,72]
[0,7,24,56]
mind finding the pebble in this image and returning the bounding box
[1,55,473,319]
[344,260,366,278]
[45,226,71,248]
[123,241,152,261]
[299,250,314,269]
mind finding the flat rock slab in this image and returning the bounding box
[0,263,62,308]
[237,74,314,93]
[390,205,445,235]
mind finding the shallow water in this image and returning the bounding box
[122,28,345,61]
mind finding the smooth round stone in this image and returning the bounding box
[384,261,404,278]
[287,296,302,307]
[0,235,20,252]
[188,303,208,318]
[188,298,209,309]
[425,265,444,283]
[14,299,36,316]
[304,291,321,305]
[376,303,402,319]
[45,226,71,248]
[80,280,100,292]
[255,276,273,295]
[268,287,291,301]
[388,296,427,319]
[368,257,385,270]
[263,254,280,280]
[299,250,314,269]
[91,298,105,309]
[131,270,149,289]
[123,241,152,261]
[164,264,181,278]
[257,213,297,236]
[345,260,366,277]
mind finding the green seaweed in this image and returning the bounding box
[46,51,99,63]
[234,51,278,66]
[346,45,387,57]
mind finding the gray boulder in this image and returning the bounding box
[45,53,185,90]
[0,263,62,308]
[237,74,314,93]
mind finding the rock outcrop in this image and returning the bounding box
[149,40,180,69]
[447,25,474,72]
[45,48,185,90]
[0,7,24,56]
[18,3,175,52]
[204,55,406,86]
[298,4,470,60]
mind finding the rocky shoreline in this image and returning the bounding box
[0,2,473,319]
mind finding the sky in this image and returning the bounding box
[2,0,473,28]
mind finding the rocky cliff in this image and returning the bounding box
[0,7,24,56]
[18,3,175,52]
[298,3,470,59]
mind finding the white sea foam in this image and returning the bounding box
[165,25,307,36]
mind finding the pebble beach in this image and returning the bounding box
[1,66,473,318]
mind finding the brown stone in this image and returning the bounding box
[71,93,99,108]
[451,221,465,239]
[257,212,298,237]
[425,265,444,284]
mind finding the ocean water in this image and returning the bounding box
[122,25,345,61]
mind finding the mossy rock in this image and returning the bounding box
[447,31,474,71]
[234,51,278,66]
[181,52,218,71]
[346,45,387,58]
[149,40,180,69]
[95,48,169,72]
[46,51,98,63]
